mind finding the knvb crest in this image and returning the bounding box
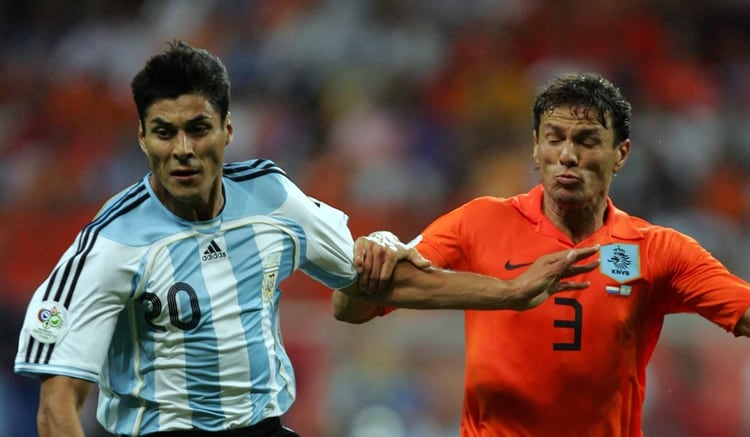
[600,244,641,283]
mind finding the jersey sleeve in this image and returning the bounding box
[656,229,750,333]
[277,177,357,290]
[14,234,134,382]
[415,201,474,270]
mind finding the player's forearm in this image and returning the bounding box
[390,263,516,309]
[342,262,518,310]
[38,402,85,437]
[38,375,91,437]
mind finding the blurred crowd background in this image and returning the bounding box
[2,0,750,435]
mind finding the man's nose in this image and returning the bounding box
[173,132,194,157]
[559,141,578,166]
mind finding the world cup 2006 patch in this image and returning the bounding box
[600,243,641,283]
[27,301,71,344]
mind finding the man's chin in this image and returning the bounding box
[549,186,584,204]
[166,188,202,204]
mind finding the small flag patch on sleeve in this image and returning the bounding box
[606,284,632,296]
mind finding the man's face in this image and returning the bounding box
[533,105,629,208]
[139,94,232,217]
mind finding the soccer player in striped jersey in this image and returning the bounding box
[14,41,599,437]
[334,73,750,436]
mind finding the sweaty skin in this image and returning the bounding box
[533,106,629,243]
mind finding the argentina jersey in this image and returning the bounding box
[14,159,358,435]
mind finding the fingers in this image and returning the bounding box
[406,248,431,269]
[353,237,368,274]
[355,232,421,294]
[551,247,600,292]
[375,254,398,293]
[565,244,600,262]
[356,238,397,294]
[559,261,600,278]
[555,245,600,278]
[554,280,592,292]
[354,238,374,292]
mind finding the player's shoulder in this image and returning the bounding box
[461,195,516,211]
[95,179,151,219]
[222,159,296,199]
[223,159,320,219]
[91,178,187,246]
[622,213,653,230]
[616,210,689,243]
[436,195,521,231]
[615,209,661,232]
[223,159,288,183]
[454,195,520,222]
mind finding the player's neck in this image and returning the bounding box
[544,198,607,244]
[150,176,225,222]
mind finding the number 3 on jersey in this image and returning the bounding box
[553,297,581,351]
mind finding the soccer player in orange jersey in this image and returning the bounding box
[335,72,750,436]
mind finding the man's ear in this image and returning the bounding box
[532,130,539,166]
[224,112,233,146]
[613,139,631,174]
[138,123,147,153]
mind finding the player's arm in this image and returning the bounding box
[333,291,385,324]
[335,243,600,323]
[38,375,94,437]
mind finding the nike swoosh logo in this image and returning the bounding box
[504,260,533,270]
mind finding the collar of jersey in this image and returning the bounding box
[143,173,225,232]
[512,184,644,242]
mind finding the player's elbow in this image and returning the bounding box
[333,309,370,324]
[735,307,750,337]
[332,290,379,324]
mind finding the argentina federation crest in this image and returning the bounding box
[261,253,281,304]
[600,243,641,283]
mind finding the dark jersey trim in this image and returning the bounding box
[30,182,149,364]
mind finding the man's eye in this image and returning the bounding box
[153,129,173,139]
[190,125,210,135]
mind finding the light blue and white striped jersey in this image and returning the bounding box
[15,159,357,435]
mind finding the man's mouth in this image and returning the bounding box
[171,168,199,181]
[555,173,580,185]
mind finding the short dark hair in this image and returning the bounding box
[533,72,631,145]
[131,40,230,129]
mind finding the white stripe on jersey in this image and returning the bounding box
[200,232,254,427]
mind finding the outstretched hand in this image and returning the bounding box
[354,231,431,294]
[508,245,600,311]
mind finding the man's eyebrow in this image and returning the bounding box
[148,114,212,127]
[572,128,602,137]
[148,117,172,127]
[542,123,602,136]
[541,122,566,134]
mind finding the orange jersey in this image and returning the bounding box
[414,185,750,437]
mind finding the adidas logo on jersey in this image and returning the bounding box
[202,239,227,262]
